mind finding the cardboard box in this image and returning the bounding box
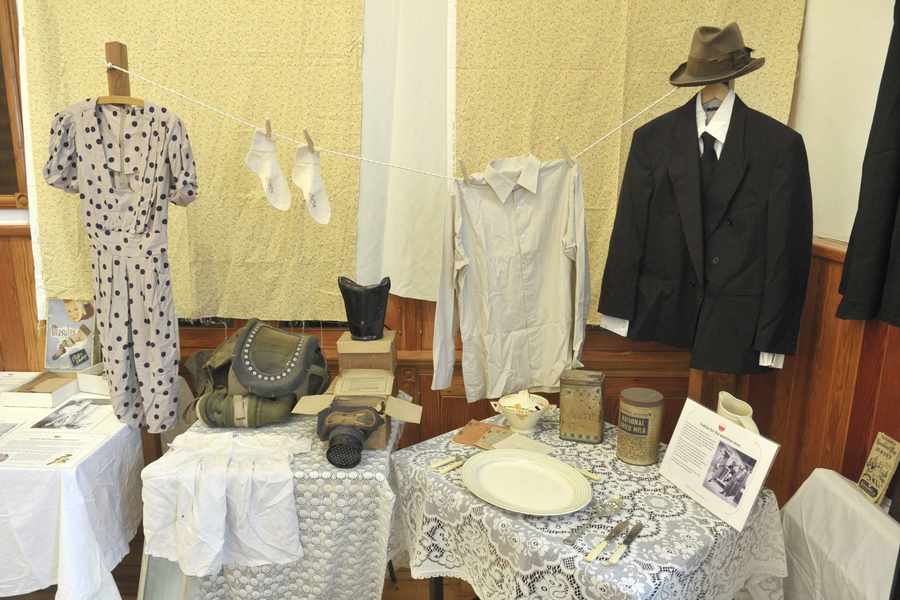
[76,363,110,396]
[337,330,397,372]
[293,369,421,449]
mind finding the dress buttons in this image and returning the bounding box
[711,256,720,265]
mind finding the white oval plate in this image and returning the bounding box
[461,449,592,516]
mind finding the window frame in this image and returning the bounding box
[0,0,26,209]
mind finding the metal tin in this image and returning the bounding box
[616,387,664,465]
[559,369,606,443]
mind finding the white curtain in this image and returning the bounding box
[357,0,451,301]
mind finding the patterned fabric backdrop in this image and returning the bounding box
[22,1,362,320]
[455,0,807,323]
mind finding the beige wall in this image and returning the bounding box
[792,0,894,242]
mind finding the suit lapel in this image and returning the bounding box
[668,98,705,284]
[704,97,749,235]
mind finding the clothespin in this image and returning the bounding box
[458,159,471,184]
[558,137,574,166]
[303,129,316,153]
[265,119,273,140]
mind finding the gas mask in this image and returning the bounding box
[316,400,385,468]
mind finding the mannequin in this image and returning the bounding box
[701,80,732,104]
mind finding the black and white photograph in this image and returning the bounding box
[703,441,758,507]
[31,398,106,431]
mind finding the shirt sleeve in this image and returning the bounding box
[43,111,79,193]
[432,185,468,391]
[599,314,629,337]
[759,352,785,369]
[167,117,198,206]
[563,165,590,368]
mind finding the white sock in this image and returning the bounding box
[291,145,331,224]
[244,130,291,211]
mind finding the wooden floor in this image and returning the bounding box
[13,570,476,600]
[384,571,477,600]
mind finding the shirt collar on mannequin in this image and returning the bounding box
[695,88,736,146]
[482,154,541,203]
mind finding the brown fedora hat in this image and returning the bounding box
[670,22,765,87]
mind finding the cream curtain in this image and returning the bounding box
[22,1,363,320]
[356,0,451,300]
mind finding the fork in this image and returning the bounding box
[564,495,623,544]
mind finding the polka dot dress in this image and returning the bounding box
[43,98,198,433]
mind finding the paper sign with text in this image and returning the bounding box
[660,398,779,531]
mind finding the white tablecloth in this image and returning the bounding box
[390,408,787,600]
[0,402,143,599]
[782,468,900,600]
[184,415,400,600]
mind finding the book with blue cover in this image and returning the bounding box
[44,298,96,371]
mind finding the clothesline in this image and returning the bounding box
[105,61,681,180]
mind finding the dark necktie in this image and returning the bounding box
[700,132,718,192]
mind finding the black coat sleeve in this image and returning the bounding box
[837,1,900,320]
[753,133,813,355]
[598,130,653,319]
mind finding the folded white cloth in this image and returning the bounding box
[292,144,331,224]
[142,431,310,577]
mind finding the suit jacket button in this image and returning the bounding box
[712,256,720,265]
[689,280,696,287]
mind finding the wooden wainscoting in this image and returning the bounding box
[0,224,40,370]
[2,228,898,506]
[740,237,900,502]
[176,302,693,449]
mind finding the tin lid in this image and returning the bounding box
[620,387,663,406]
[560,369,606,386]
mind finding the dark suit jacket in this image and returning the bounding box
[599,96,813,374]
[838,0,900,326]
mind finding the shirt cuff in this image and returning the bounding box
[599,314,629,338]
[759,352,785,369]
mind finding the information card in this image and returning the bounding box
[660,398,779,531]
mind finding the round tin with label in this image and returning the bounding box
[616,387,664,465]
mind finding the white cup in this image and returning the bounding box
[717,391,759,434]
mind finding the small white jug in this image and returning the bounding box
[717,391,759,434]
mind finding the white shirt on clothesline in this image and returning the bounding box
[432,155,590,401]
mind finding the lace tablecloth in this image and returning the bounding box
[189,416,399,600]
[390,408,786,600]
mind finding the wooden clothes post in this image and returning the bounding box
[105,41,131,96]
[102,40,162,464]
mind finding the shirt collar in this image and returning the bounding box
[695,88,736,145]
[482,154,541,203]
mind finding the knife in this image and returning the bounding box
[604,522,643,565]
[584,520,629,561]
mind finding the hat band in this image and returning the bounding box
[685,47,752,78]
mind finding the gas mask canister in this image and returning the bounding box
[316,399,385,468]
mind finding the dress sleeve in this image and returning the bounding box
[167,117,198,206]
[43,111,79,193]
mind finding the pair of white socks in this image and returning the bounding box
[244,130,331,224]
